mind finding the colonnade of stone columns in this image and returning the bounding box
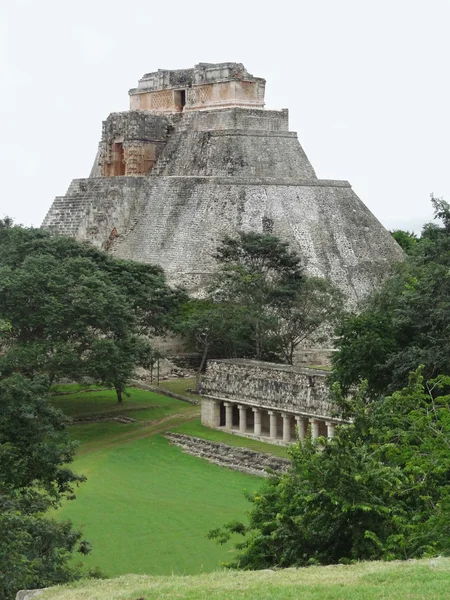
[222,401,336,443]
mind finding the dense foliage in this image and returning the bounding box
[0,221,187,597]
[390,229,418,254]
[333,197,450,396]
[0,221,186,401]
[209,368,450,568]
[182,232,342,377]
[0,374,88,599]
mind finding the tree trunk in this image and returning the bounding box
[255,318,261,360]
[288,342,295,365]
[196,345,209,393]
[115,386,123,404]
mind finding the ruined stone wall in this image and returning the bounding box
[200,359,336,419]
[166,433,290,476]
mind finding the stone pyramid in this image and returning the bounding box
[43,62,403,306]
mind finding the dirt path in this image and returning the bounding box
[76,408,200,455]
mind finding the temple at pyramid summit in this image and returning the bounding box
[42,62,403,305]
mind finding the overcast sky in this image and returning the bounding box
[1,0,448,233]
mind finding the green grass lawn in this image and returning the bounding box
[52,386,188,419]
[158,376,202,401]
[51,385,260,578]
[38,557,450,600]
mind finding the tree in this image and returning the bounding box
[273,277,344,364]
[0,374,88,599]
[391,229,418,254]
[181,232,344,367]
[209,368,450,568]
[0,223,187,402]
[332,196,450,396]
[211,232,304,360]
[86,337,154,403]
[179,300,253,391]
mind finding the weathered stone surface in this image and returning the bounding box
[200,359,339,421]
[129,63,265,112]
[16,590,45,600]
[42,62,403,306]
[165,432,290,476]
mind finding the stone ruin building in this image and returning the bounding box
[200,359,346,445]
[42,62,403,305]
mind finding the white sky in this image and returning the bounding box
[1,0,449,233]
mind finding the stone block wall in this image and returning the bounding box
[184,79,265,111]
[180,107,289,133]
[154,130,316,179]
[111,176,399,304]
[42,177,148,248]
[201,398,221,428]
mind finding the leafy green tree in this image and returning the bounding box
[182,233,344,367]
[179,300,254,390]
[0,223,186,402]
[0,374,88,599]
[391,229,418,254]
[211,232,304,360]
[209,368,450,568]
[273,277,344,364]
[333,197,450,396]
[86,337,154,403]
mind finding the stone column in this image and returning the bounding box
[238,405,247,433]
[282,413,291,443]
[295,416,309,441]
[268,411,278,440]
[224,402,233,430]
[252,408,262,436]
[311,419,320,440]
[326,421,336,439]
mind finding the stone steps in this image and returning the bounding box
[43,179,108,235]
[165,432,290,476]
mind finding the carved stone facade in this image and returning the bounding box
[129,63,265,113]
[42,62,404,309]
[200,359,347,446]
[99,111,170,177]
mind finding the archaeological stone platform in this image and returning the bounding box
[200,359,347,446]
[42,62,403,306]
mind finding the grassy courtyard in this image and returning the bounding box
[38,557,450,600]
[51,385,262,577]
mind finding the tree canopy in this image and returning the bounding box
[0,222,187,597]
[182,232,343,371]
[0,374,88,599]
[390,229,418,254]
[209,368,450,568]
[0,222,186,401]
[332,196,450,396]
